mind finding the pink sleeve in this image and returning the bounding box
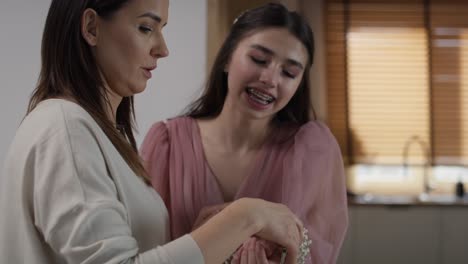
[140,122,171,207]
[283,122,348,264]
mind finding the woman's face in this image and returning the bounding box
[224,27,308,121]
[89,0,169,98]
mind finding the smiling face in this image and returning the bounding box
[224,27,308,121]
[84,0,169,98]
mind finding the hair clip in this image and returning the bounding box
[233,9,249,25]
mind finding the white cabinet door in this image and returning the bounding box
[441,207,468,264]
[353,206,441,264]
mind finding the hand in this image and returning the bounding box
[192,203,230,230]
[231,237,283,264]
[236,198,303,264]
[189,198,302,264]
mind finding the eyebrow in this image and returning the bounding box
[250,44,304,70]
[138,12,167,26]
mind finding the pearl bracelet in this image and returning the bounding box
[296,228,313,264]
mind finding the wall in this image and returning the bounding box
[285,0,328,121]
[0,0,207,163]
[301,0,327,121]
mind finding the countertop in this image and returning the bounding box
[348,193,468,207]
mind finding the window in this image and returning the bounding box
[326,0,468,167]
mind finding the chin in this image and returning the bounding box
[244,109,273,121]
[130,84,147,95]
[133,88,146,95]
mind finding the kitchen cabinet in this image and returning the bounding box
[441,208,468,264]
[337,205,468,264]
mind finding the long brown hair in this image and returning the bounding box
[28,0,149,182]
[186,3,316,125]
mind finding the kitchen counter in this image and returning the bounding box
[348,193,468,206]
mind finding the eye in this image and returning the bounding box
[282,70,297,79]
[250,56,267,65]
[139,25,153,34]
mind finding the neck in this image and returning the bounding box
[202,104,272,153]
[104,87,123,126]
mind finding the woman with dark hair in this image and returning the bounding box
[0,1,305,263]
[142,3,348,263]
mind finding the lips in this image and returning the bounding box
[144,65,157,71]
[142,65,157,79]
[245,87,276,105]
[142,69,152,79]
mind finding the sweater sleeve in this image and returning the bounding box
[33,109,203,264]
[282,122,348,264]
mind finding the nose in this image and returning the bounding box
[259,66,280,88]
[151,33,169,59]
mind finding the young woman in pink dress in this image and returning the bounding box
[141,3,348,263]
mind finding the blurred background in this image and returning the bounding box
[1,0,467,263]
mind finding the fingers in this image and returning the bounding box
[240,238,253,264]
[237,237,271,264]
[247,241,256,264]
[240,249,247,264]
[244,238,256,264]
[284,247,298,264]
[255,242,269,264]
[294,216,304,236]
[250,200,303,264]
[233,238,251,264]
[284,222,300,264]
[232,251,241,264]
[282,240,299,264]
[258,239,275,257]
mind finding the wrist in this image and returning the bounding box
[231,198,263,235]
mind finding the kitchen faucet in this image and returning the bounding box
[402,135,433,196]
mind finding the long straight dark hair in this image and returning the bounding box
[186,3,315,125]
[28,0,149,182]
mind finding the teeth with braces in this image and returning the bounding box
[247,88,274,103]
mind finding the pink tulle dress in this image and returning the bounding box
[141,116,348,263]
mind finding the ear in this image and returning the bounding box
[81,8,99,46]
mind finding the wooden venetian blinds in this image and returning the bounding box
[431,0,468,165]
[325,0,468,165]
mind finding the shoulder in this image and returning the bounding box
[13,99,115,177]
[31,98,94,122]
[8,99,113,188]
[292,120,340,154]
[141,116,192,157]
[145,120,169,140]
[145,116,194,138]
[18,99,99,146]
[296,121,334,142]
